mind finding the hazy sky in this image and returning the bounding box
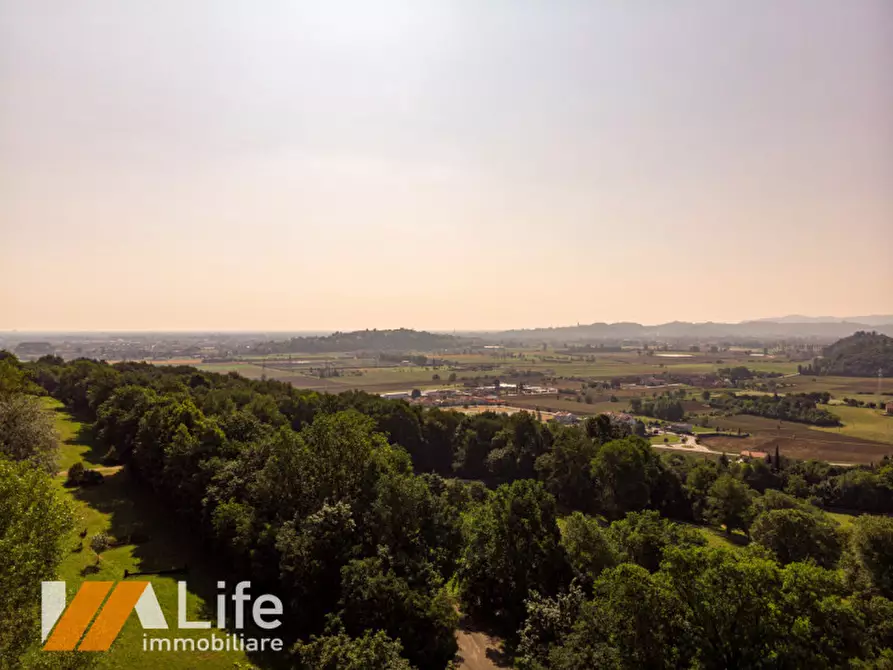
[2,1,891,331]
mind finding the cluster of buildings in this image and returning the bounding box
[380,383,559,407]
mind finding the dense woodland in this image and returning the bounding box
[801,331,893,377]
[5,352,893,667]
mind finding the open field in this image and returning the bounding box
[779,375,888,396]
[813,405,893,444]
[50,405,266,669]
[702,414,892,464]
[46,397,106,470]
[153,346,893,465]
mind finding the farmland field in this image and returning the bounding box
[702,414,891,464]
[151,345,893,465]
[813,405,893,444]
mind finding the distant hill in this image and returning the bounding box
[750,315,893,326]
[486,320,893,343]
[255,328,468,354]
[808,331,893,377]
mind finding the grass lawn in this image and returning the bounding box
[698,527,749,550]
[45,397,106,471]
[50,405,268,669]
[814,405,893,445]
[825,510,859,530]
[194,362,271,378]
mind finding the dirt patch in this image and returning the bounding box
[700,433,892,465]
[456,628,510,670]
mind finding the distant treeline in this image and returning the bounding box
[709,392,840,426]
[718,366,784,381]
[556,344,623,354]
[630,395,685,421]
[254,328,466,355]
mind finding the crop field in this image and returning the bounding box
[194,362,270,377]
[150,344,892,465]
[780,375,887,395]
[701,414,891,464]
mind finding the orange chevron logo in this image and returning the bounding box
[41,581,167,651]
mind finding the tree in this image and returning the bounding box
[684,460,719,522]
[784,474,811,498]
[410,389,421,399]
[701,390,711,402]
[560,512,618,585]
[339,555,457,669]
[591,437,661,519]
[658,546,784,668]
[705,474,755,535]
[0,393,59,473]
[535,429,598,512]
[66,461,86,486]
[516,583,586,669]
[90,531,111,554]
[0,458,75,664]
[849,515,893,598]
[291,627,414,670]
[0,357,29,399]
[607,510,705,572]
[458,480,570,635]
[547,563,694,669]
[751,508,842,567]
[447,373,457,383]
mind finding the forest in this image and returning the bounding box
[4,352,893,668]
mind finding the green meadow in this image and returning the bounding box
[49,404,265,669]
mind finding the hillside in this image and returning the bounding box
[486,320,893,343]
[255,328,468,354]
[810,331,893,376]
[750,315,893,326]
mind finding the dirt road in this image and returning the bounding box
[456,628,510,670]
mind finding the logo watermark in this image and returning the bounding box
[42,580,284,653]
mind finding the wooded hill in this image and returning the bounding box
[484,320,893,343]
[255,328,468,354]
[805,331,893,377]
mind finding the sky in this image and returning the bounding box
[2,1,891,331]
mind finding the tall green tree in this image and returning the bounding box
[706,474,755,535]
[559,512,618,586]
[849,515,893,598]
[0,394,59,473]
[607,510,705,573]
[0,458,75,664]
[751,507,842,567]
[458,480,570,636]
[591,437,661,519]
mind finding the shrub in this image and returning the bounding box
[90,532,111,554]
[65,462,86,486]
